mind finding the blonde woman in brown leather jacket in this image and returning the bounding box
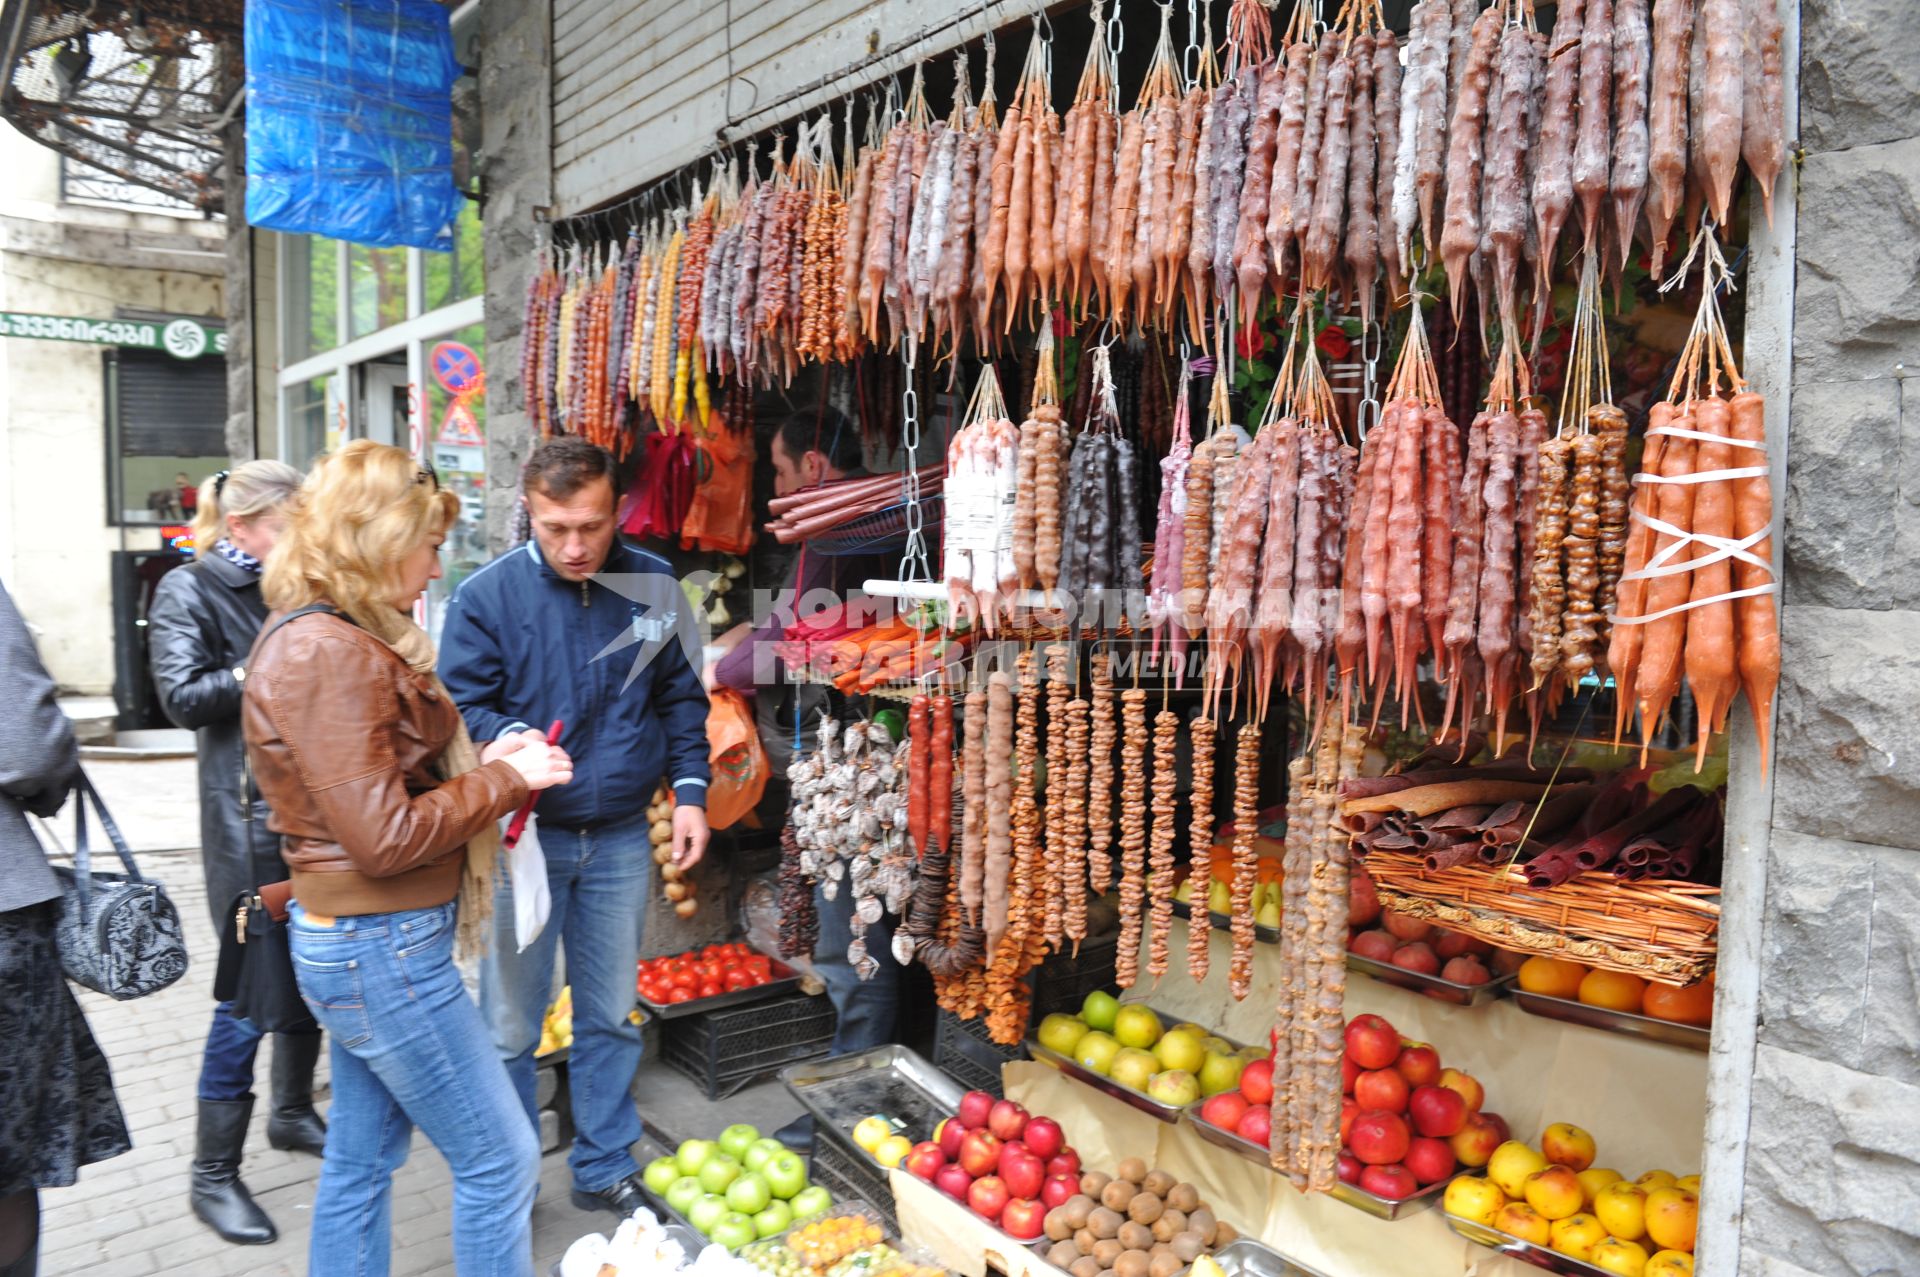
[242,441,572,1277]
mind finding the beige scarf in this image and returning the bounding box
[369,609,501,959]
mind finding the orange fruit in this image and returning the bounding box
[1518,956,1589,999]
[1642,978,1715,1026]
[1579,969,1649,1012]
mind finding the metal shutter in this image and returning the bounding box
[116,348,226,457]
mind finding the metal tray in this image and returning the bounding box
[1026,1005,1248,1122]
[782,1045,967,1162]
[1177,1236,1333,1277]
[635,951,804,1020]
[1181,1100,1450,1221]
[1345,951,1519,1007]
[1171,898,1281,945]
[1444,1212,1615,1275]
[1511,989,1712,1052]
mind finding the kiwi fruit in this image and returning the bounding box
[1045,1210,1074,1242]
[1150,1209,1187,1243]
[1070,1259,1102,1277]
[1074,1227,1100,1255]
[1214,1221,1239,1246]
[1170,1232,1206,1264]
[1148,1252,1184,1277]
[1048,1241,1082,1267]
[1127,1191,1165,1225]
[1063,1196,1097,1230]
[1112,1251,1151,1277]
[1166,1183,1201,1214]
[1100,1179,1138,1212]
[1091,1240,1126,1268]
[1116,1156,1150,1184]
[1088,1206,1125,1241]
[1081,1171,1113,1200]
[1186,1208,1218,1246]
[1141,1169,1176,1199]
[1117,1222,1155,1253]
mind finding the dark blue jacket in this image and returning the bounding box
[438,538,711,830]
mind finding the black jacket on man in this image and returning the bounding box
[148,554,281,934]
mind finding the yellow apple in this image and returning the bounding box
[1443,1176,1507,1227]
[1591,1237,1651,1276]
[1488,1141,1549,1199]
[1548,1213,1610,1262]
[1493,1202,1551,1245]
[1541,1122,1597,1173]
[1645,1250,1694,1276]
[851,1115,891,1153]
[1643,1188,1698,1253]
[1594,1182,1648,1242]
[1523,1166,1585,1221]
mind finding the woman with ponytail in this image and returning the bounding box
[148,459,311,1245]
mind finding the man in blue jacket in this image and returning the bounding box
[439,437,710,1215]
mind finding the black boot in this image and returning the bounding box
[265,1032,327,1156]
[190,1097,276,1245]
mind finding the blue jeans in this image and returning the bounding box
[480,813,649,1192]
[198,1001,264,1101]
[812,881,902,1055]
[291,900,538,1277]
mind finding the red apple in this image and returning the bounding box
[1441,955,1491,985]
[1390,942,1440,975]
[1000,1196,1045,1240]
[938,1117,967,1160]
[987,1100,1030,1143]
[1239,1058,1275,1106]
[1478,1111,1511,1144]
[1200,1092,1250,1131]
[1340,1098,1358,1146]
[1448,1113,1503,1168]
[1342,1053,1361,1096]
[1394,1043,1442,1088]
[1349,868,1382,928]
[1345,1015,1402,1070]
[958,1129,1003,1179]
[1349,929,1397,962]
[1403,1136,1457,1185]
[1044,1149,1081,1180]
[1041,1173,1079,1210]
[1359,1164,1419,1200]
[1434,929,1492,960]
[998,1145,1044,1201]
[1408,1085,1468,1138]
[1437,1068,1485,1114]
[1354,1067,1410,1114]
[967,1175,1010,1223]
[1337,1150,1363,1185]
[934,1163,974,1200]
[1022,1116,1064,1161]
[904,1141,946,1181]
[956,1090,995,1131]
[1382,910,1433,942]
[1348,1110,1412,1166]
[1235,1104,1271,1146]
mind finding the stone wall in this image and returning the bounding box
[1738,0,1920,1271]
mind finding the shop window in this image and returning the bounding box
[348,242,409,338]
[422,321,489,633]
[286,372,342,470]
[107,348,229,525]
[283,234,339,362]
[424,198,484,312]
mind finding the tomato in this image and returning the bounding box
[669,968,698,990]
[702,944,727,960]
[663,958,689,976]
[724,968,755,991]
[642,984,668,1004]
[665,987,695,1004]
[697,979,723,998]
[745,958,773,980]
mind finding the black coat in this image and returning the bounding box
[147,554,282,936]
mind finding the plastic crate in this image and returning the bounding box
[661,991,838,1101]
[933,1009,1023,1098]
[1031,933,1119,1018]
[807,1133,899,1234]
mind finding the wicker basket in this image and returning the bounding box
[1366,851,1720,986]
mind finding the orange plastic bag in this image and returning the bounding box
[681,425,755,554]
[704,688,768,830]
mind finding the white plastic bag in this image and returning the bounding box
[508,817,551,952]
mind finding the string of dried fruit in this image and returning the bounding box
[1742,0,1785,227]
[983,667,1032,1045]
[1439,6,1500,311]
[1269,751,1311,1180]
[1301,37,1357,296]
[1594,404,1632,626]
[649,228,682,426]
[1559,432,1605,683]
[776,825,818,961]
[1343,36,1381,324]
[1114,688,1150,990]
[1043,645,1072,948]
[960,687,988,926]
[1209,68,1252,315]
[1086,656,1116,896]
[1227,721,1260,1001]
[1185,716,1216,983]
[1062,690,1091,945]
[1146,708,1180,980]
[1304,721,1367,1191]
[1371,29,1404,292]
[1609,0,1652,269]
[1528,436,1574,689]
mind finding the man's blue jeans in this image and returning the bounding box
[290,900,538,1277]
[811,879,902,1055]
[480,812,650,1193]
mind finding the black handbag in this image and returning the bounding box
[217,740,316,1034]
[52,772,189,1000]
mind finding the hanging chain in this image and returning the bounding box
[1357,317,1384,438]
[1181,0,1201,89]
[898,331,931,582]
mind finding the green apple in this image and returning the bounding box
[1198,1050,1246,1096]
[1036,1013,1089,1057]
[717,1123,760,1161]
[753,1200,794,1238]
[789,1185,833,1220]
[1109,1047,1159,1092]
[1112,1004,1164,1050]
[1080,990,1120,1032]
[1152,1027,1205,1073]
[642,1155,682,1196]
[743,1137,785,1174]
[1072,1030,1121,1075]
[1145,1069,1201,1106]
[674,1138,716,1177]
[697,1152,742,1194]
[688,1192,730,1234]
[665,1175,704,1215]
[711,1211,759,1251]
[1238,1044,1269,1061]
[726,1171,772,1215]
[763,1150,808,1200]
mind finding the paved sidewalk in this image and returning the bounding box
[37,758,807,1276]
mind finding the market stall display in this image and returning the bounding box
[640,1127,836,1250]
[1028,992,1261,1121]
[637,944,800,1016]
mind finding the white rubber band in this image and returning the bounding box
[1631,465,1772,485]
[1608,581,1777,626]
[1619,511,1774,580]
[1646,424,1768,451]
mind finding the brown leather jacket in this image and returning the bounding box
[241,610,529,917]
